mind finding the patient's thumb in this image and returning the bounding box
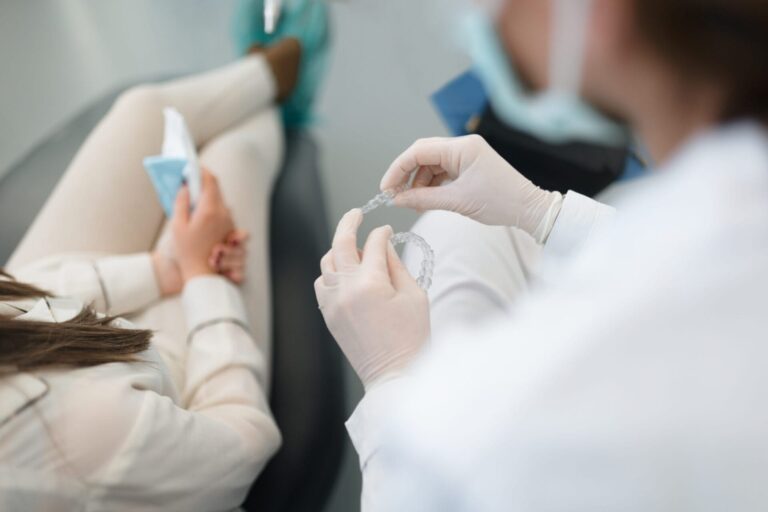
[173,186,191,223]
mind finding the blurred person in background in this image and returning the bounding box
[316,0,768,509]
[0,0,328,509]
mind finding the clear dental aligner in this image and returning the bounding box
[390,231,434,290]
[359,188,435,291]
[360,188,397,215]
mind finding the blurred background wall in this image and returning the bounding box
[0,1,469,510]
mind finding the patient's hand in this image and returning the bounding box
[151,251,184,297]
[208,230,250,285]
[172,169,237,283]
[152,228,249,296]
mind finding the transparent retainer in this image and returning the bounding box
[360,188,435,291]
[360,188,398,215]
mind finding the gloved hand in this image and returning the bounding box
[315,210,431,389]
[380,134,564,243]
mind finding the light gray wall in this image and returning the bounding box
[0,1,469,511]
[0,0,238,179]
[313,0,469,232]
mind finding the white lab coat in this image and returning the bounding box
[346,121,768,511]
[0,254,280,511]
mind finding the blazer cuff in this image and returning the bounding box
[95,253,161,315]
[181,275,249,335]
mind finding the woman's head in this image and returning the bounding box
[0,271,151,372]
[494,0,768,150]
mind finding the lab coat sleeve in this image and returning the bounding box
[346,377,420,512]
[53,275,280,510]
[544,191,615,258]
[14,253,161,316]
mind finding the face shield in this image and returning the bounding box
[465,0,628,145]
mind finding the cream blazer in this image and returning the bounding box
[0,253,280,511]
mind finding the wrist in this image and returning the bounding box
[360,337,427,391]
[364,368,406,392]
[151,251,183,297]
[179,260,216,283]
[529,190,564,244]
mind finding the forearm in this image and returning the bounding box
[181,275,274,420]
[13,252,161,316]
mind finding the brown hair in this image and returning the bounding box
[0,270,151,372]
[633,0,768,124]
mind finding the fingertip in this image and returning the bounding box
[386,241,403,268]
[380,169,408,192]
[370,224,392,237]
[333,210,363,268]
[390,191,414,209]
[202,167,219,190]
[379,173,396,192]
[345,208,364,225]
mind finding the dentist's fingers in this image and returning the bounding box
[332,209,364,271]
[429,172,453,188]
[411,165,445,189]
[320,248,363,283]
[391,183,460,213]
[362,225,394,274]
[380,137,453,191]
[314,276,329,307]
[320,250,336,275]
[387,243,420,291]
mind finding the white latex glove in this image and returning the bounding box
[314,210,431,389]
[381,134,564,243]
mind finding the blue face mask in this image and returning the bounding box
[465,1,628,146]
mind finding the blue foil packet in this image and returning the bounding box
[143,108,201,217]
[143,156,188,217]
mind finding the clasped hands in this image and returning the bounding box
[152,168,249,297]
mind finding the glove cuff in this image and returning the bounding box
[530,191,564,244]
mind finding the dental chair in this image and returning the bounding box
[0,84,346,512]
